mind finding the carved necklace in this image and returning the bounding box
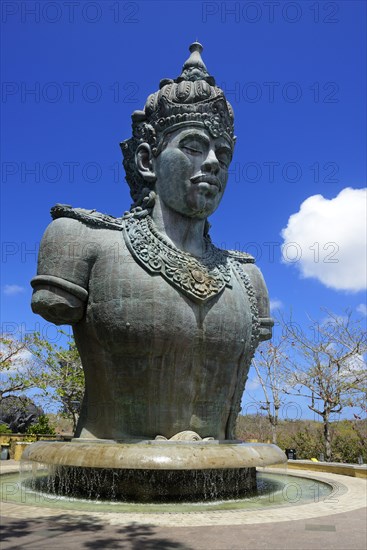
[123,214,232,304]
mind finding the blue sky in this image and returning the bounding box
[1,1,366,420]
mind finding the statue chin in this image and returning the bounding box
[194,193,218,212]
[181,192,221,219]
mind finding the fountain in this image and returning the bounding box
[24,42,286,502]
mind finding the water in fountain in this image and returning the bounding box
[1,464,334,514]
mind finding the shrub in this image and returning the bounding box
[26,415,56,436]
[0,423,11,434]
[331,420,366,463]
[277,423,324,459]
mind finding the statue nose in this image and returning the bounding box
[201,149,220,174]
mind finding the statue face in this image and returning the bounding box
[152,126,233,219]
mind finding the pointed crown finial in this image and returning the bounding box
[177,42,214,84]
[189,41,203,53]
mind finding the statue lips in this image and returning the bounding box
[190,174,222,194]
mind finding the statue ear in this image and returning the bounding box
[136,143,156,183]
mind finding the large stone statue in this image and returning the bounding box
[26,43,285,502]
[31,43,273,444]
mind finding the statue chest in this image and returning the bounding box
[85,240,254,360]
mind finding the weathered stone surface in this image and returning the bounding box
[0,396,43,433]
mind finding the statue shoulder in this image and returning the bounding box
[50,204,124,231]
[224,249,255,264]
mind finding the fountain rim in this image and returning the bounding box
[22,440,287,470]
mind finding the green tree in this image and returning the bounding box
[1,331,84,433]
[30,333,84,432]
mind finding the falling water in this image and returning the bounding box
[24,465,259,503]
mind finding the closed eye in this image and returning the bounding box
[216,154,231,167]
[182,146,203,155]
[215,145,231,167]
[179,136,208,156]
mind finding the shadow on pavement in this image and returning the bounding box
[0,515,193,549]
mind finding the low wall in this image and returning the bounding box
[0,434,72,459]
[270,459,367,479]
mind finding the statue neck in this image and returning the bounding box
[151,196,207,258]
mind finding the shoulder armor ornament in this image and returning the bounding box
[51,204,124,230]
[225,249,255,263]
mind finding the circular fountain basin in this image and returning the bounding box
[2,470,335,513]
[22,440,286,469]
[22,440,286,502]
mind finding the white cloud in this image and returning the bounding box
[340,353,366,375]
[320,313,348,328]
[0,342,33,375]
[356,303,367,316]
[246,378,260,391]
[3,284,25,296]
[281,188,367,292]
[270,298,283,312]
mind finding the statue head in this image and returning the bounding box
[120,42,235,216]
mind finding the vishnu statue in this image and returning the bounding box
[31,43,273,443]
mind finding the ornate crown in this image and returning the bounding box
[121,42,235,203]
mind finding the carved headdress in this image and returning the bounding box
[121,42,235,206]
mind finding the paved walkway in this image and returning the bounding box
[1,461,366,549]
